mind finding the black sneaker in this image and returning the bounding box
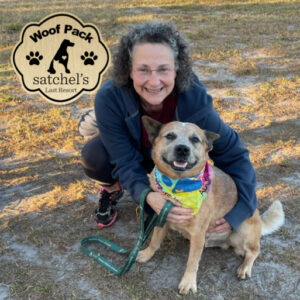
[94,188,123,228]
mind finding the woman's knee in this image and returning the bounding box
[80,136,115,183]
[81,138,99,171]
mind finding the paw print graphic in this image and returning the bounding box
[26,51,43,65]
[81,51,98,65]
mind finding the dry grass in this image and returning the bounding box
[0,104,81,157]
[0,0,299,299]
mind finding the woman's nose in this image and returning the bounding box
[147,70,161,85]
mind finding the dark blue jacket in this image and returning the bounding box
[94,78,257,229]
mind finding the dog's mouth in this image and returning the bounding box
[163,157,197,172]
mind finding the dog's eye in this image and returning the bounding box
[165,133,176,140]
[190,136,200,144]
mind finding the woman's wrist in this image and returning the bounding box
[140,187,153,205]
[146,191,155,205]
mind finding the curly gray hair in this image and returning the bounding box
[112,22,194,92]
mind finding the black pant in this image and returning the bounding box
[81,135,154,185]
[81,135,155,216]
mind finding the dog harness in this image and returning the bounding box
[154,162,212,215]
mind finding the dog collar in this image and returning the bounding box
[154,162,212,215]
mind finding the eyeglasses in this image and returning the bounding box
[132,67,175,78]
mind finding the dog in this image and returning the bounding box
[137,116,284,294]
[47,39,74,74]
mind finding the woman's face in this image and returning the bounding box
[130,43,177,109]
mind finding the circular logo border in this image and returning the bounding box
[12,12,110,105]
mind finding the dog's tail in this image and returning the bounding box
[261,200,285,236]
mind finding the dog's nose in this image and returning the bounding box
[175,144,190,158]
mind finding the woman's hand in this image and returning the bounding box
[146,192,193,224]
[207,218,232,233]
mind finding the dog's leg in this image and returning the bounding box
[237,243,260,279]
[137,224,168,263]
[229,212,261,279]
[178,233,205,294]
[63,55,71,73]
[62,58,70,74]
[47,60,56,74]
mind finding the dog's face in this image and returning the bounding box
[142,116,220,178]
[62,39,75,47]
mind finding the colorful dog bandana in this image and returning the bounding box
[154,162,212,215]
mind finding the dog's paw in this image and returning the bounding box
[178,274,197,294]
[237,263,252,280]
[26,51,43,65]
[136,248,154,263]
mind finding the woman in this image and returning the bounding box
[79,22,257,231]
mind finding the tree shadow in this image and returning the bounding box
[239,118,299,144]
[0,154,84,210]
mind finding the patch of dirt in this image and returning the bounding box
[1,177,300,299]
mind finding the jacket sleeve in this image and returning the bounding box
[188,87,258,229]
[94,87,150,205]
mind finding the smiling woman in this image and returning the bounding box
[78,21,258,238]
[130,43,177,110]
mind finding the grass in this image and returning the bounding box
[0,104,82,157]
[5,23,23,31]
[0,0,299,299]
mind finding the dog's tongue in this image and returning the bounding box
[173,161,188,168]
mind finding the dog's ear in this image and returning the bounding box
[142,116,163,144]
[204,130,220,152]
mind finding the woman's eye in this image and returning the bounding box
[139,68,149,74]
[190,136,200,144]
[158,68,168,73]
[165,133,176,140]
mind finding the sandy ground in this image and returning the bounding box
[0,87,299,298]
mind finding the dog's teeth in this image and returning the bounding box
[174,161,188,168]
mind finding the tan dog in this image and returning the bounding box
[137,116,284,294]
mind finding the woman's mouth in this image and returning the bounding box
[144,87,164,94]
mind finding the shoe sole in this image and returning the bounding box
[96,211,117,228]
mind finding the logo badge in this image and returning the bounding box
[12,13,110,104]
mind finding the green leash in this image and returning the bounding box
[80,188,174,275]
